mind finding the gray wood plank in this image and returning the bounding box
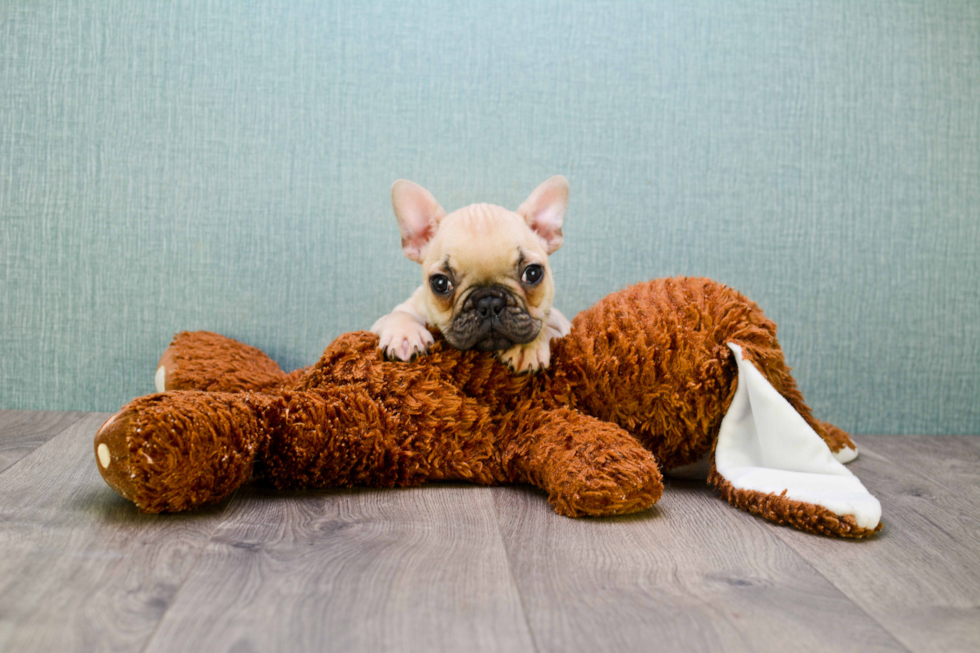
[0,409,88,473]
[143,484,536,653]
[0,413,230,653]
[770,435,980,653]
[5,418,974,653]
[860,435,980,502]
[492,481,905,653]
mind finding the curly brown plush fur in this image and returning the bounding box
[95,277,871,537]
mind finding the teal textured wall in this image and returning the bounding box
[2,1,978,434]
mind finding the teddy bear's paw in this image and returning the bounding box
[151,331,291,393]
[374,315,435,362]
[94,392,264,513]
[94,408,137,501]
[550,464,665,518]
[498,338,551,373]
[154,345,178,392]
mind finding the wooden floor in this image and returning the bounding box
[1,411,978,652]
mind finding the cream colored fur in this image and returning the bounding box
[372,177,572,372]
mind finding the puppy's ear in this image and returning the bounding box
[391,180,447,263]
[517,175,569,254]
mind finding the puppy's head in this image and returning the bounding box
[390,176,569,352]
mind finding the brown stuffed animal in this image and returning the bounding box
[94,277,881,538]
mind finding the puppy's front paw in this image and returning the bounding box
[372,313,435,362]
[546,308,572,340]
[497,338,551,374]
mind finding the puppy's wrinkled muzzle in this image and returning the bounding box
[447,285,540,351]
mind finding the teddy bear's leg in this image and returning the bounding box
[500,407,664,517]
[96,377,512,512]
[257,387,508,490]
[155,331,305,393]
[94,386,454,512]
[708,343,881,538]
[94,391,266,512]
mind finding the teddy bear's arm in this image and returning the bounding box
[500,406,664,517]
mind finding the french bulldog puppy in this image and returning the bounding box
[371,176,572,373]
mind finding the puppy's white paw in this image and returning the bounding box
[497,338,551,374]
[372,312,435,362]
[546,308,572,340]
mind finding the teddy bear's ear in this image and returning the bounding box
[710,343,881,537]
[391,180,447,263]
[517,175,569,254]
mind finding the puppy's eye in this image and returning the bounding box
[521,264,544,286]
[430,274,454,296]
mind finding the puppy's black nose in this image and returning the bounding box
[471,288,507,319]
